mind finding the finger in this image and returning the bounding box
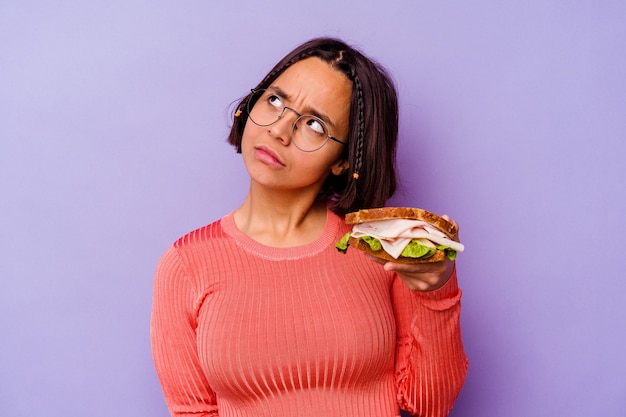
[383,260,448,275]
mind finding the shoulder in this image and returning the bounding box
[155,215,234,288]
[172,217,226,251]
[158,215,232,272]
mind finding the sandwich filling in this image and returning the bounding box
[336,218,465,260]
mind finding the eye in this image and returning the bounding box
[305,117,326,135]
[267,94,283,109]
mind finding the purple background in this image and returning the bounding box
[2,1,625,416]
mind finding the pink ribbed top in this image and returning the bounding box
[150,210,467,417]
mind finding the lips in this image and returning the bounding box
[254,145,285,167]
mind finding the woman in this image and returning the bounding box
[151,37,468,417]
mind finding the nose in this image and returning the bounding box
[268,107,299,145]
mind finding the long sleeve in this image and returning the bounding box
[392,268,468,417]
[150,245,219,416]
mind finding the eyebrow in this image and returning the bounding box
[267,85,338,130]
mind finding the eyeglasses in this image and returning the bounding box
[246,89,347,152]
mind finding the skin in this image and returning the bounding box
[234,57,455,291]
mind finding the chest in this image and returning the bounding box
[194,253,397,398]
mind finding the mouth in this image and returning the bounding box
[254,145,286,167]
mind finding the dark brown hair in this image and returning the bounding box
[228,37,398,216]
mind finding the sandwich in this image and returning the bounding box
[336,207,464,264]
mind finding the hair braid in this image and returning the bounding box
[333,71,365,214]
[352,74,365,180]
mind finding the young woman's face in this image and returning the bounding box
[240,57,352,194]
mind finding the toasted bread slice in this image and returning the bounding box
[345,207,458,241]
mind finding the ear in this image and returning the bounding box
[330,159,350,176]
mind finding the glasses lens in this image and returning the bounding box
[292,115,329,152]
[247,90,282,126]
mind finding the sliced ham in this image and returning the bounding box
[351,219,465,259]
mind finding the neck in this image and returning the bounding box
[233,183,329,248]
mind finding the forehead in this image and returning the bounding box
[270,58,353,112]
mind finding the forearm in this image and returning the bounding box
[394,271,468,417]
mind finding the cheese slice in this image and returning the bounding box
[351,219,465,259]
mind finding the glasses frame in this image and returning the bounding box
[246,89,347,152]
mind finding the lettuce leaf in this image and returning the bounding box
[337,234,459,261]
[335,232,352,253]
[335,233,382,253]
[437,245,457,261]
[401,239,437,258]
[360,235,382,251]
